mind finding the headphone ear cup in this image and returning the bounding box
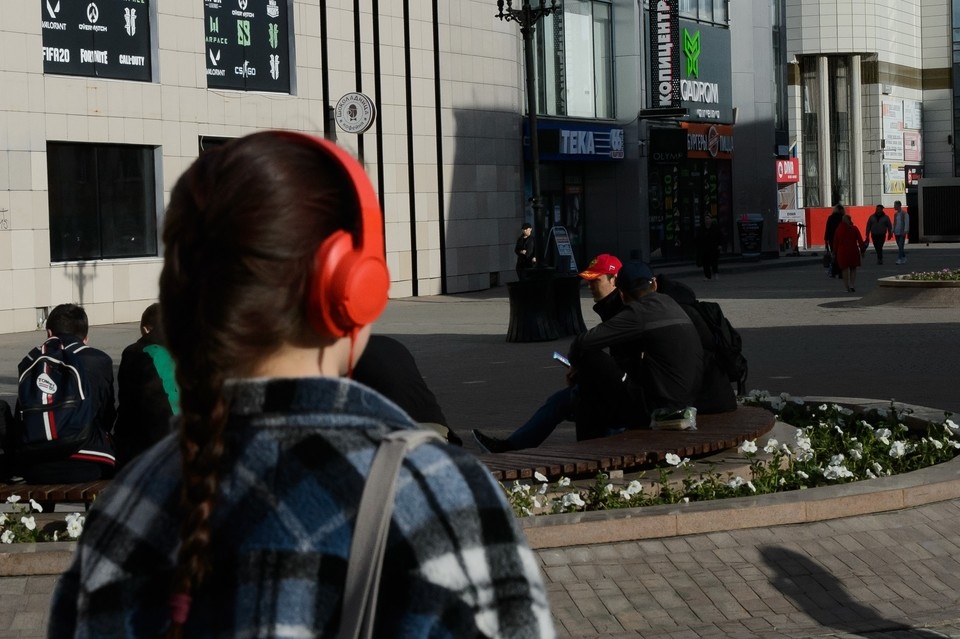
[310,230,390,338]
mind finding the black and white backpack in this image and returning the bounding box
[14,336,95,463]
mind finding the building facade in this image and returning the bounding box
[785,1,953,211]
[1,0,768,334]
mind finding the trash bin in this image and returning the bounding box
[506,268,560,342]
[551,275,587,337]
[778,221,799,253]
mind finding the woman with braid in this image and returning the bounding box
[48,131,555,639]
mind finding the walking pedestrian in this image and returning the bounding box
[865,204,893,265]
[696,216,722,280]
[893,200,910,264]
[824,204,844,278]
[832,214,867,293]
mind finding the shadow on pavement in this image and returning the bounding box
[760,546,951,638]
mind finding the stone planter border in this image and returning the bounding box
[520,397,960,549]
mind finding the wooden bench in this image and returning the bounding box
[0,480,109,510]
[477,405,775,482]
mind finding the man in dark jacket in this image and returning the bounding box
[514,222,536,279]
[11,304,116,482]
[353,334,461,445]
[655,274,737,414]
[473,262,704,452]
[114,303,180,466]
[824,204,845,277]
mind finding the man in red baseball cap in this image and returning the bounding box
[578,253,623,321]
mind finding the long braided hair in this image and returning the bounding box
[159,132,354,636]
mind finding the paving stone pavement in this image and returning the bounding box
[541,498,960,638]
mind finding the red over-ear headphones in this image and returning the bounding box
[271,131,390,338]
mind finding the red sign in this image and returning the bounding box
[776,158,800,183]
[682,123,733,159]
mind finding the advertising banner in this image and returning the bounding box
[648,0,680,109]
[683,123,733,159]
[41,0,152,82]
[775,158,799,183]
[678,20,732,123]
[204,0,291,93]
[529,121,625,162]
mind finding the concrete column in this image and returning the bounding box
[851,54,864,205]
[818,55,832,205]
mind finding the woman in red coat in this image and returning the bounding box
[832,214,867,292]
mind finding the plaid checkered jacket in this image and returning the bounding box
[49,377,555,638]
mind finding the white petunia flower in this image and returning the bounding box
[20,516,36,531]
[746,481,757,493]
[65,513,85,539]
[557,477,571,488]
[945,419,958,431]
[889,441,906,458]
[797,470,809,479]
[665,453,682,466]
[624,480,643,496]
[0,513,6,525]
[763,438,780,454]
[534,471,548,483]
[727,476,745,489]
[0,531,14,544]
[739,440,758,454]
[562,492,585,508]
[6,495,21,504]
[604,483,615,494]
[29,499,43,513]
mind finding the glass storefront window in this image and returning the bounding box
[800,58,820,207]
[538,0,614,119]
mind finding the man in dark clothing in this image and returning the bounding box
[353,334,462,445]
[514,222,536,279]
[696,216,723,280]
[114,303,180,467]
[10,304,116,482]
[473,261,704,452]
[578,253,623,321]
[655,274,737,414]
[824,204,845,277]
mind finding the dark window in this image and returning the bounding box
[47,143,158,262]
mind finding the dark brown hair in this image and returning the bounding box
[46,303,89,339]
[159,132,355,635]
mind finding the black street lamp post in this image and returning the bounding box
[496,0,559,264]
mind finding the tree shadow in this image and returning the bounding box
[759,546,951,638]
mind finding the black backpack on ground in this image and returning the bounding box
[13,336,95,464]
[657,275,749,397]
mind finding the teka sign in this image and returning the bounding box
[649,1,680,109]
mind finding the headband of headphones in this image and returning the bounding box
[270,131,390,338]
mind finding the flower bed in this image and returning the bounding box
[0,495,84,543]
[898,267,960,282]
[502,392,958,517]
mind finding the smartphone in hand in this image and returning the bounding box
[552,351,571,367]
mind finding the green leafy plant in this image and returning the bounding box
[500,392,958,518]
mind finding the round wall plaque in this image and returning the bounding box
[334,92,376,134]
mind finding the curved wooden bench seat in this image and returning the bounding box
[478,405,775,482]
[0,480,109,509]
